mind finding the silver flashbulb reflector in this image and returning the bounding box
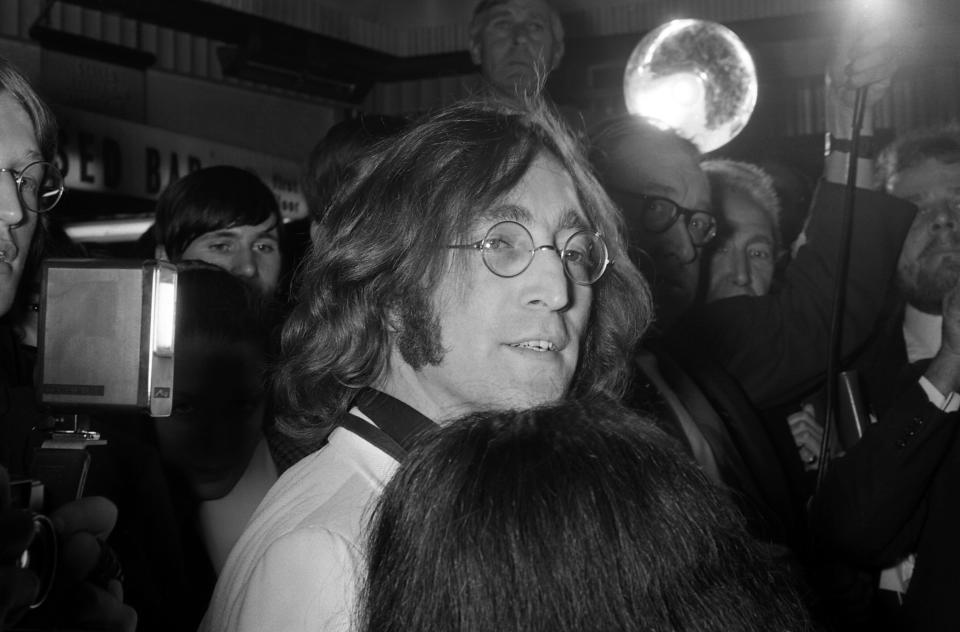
[624,19,758,153]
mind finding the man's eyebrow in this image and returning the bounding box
[745,234,774,246]
[14,150,44,167]
[559,208,590,231]
[198,228,240,239]
[476,204,531,225]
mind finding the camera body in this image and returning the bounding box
[9,478,58,610]
[37,259,177,417]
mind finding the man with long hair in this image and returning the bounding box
[201,99,651,632]
[0,55,136,631]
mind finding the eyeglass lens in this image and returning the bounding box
[480,221,607,285]
[640,196,715,246]
[16,162,64,213]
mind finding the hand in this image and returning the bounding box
[787,403,824,471]
[925,283,960,396]
[0,466,41,630]
[48,497,137,631]
[826,21,899,116]
[14,496,137,632]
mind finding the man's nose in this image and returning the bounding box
[511,22,532,43]
[231,249,257,278]
[523,246,571,311]
[0,175,25,228]
[665,222,697,265]
[930,200,960,232]
[731,248,751,286]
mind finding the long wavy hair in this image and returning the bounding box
[359,398,814,632]
[0,56,59,322]
[275,100,652,443]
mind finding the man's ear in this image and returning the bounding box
[469,39,483,67]
[549,39,565,72]
[155,244,169,261]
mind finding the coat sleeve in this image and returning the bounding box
[679,181,917,410]
[809,381,960,567]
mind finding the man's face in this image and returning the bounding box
[155,335,265,500]
[706,189,777,302]
[603,131,710,324]
[180,216,281,296]
[380,153,592,422]
[893,157,960,314]
[470,0,559,97]
[0,92,40,318]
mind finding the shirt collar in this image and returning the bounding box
[353,388,437,451]
[902,303,942,363]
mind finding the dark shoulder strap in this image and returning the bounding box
[337,414,407,462]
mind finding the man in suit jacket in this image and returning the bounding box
[811,124,960,632]
[587,34,916,549]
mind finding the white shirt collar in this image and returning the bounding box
[902,303,943,363]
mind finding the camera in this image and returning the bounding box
[9,479,58,610]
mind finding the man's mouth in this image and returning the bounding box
[509,339,560,352]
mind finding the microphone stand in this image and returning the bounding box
[815,86,868,494]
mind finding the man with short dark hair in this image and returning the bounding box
[201,100,651,632]
[469,0,564,100]
[153,165,283,296]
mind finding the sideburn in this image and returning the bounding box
[395,291,445,369]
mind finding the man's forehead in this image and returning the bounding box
[484,0,552,18]
[891,158,960,199]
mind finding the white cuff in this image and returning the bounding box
[919,375,960,412]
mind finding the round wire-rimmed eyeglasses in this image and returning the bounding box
[448,220,612,286]
[0,161,65,214]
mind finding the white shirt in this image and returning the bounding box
[198,437,279,575]
[199,411,398,632]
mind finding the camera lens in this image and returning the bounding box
[16,514,58,609]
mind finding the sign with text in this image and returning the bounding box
[52,106,307,220]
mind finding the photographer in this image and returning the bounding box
[0,55,135,631]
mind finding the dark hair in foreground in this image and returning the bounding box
[154,165,283,261]
[302,114,409,222]
[359,399,814,632]
[174,261,277,351]
[276,100,652,442]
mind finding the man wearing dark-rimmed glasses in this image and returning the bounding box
[588,77,918,552]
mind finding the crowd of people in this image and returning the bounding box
[0,0,956,630]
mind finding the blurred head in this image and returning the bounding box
[702,159,781,302]
[0,57,58,318]
[590,115,713,326]
[153,264,275,500]
[469,0,565,99]
[154,165,283,296]
[878,124,960,314]
[276,100,651,441]
[302,114,409,224]
[360,398,812,632]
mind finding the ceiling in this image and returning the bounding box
[32,0,960,104]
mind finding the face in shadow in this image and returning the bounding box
[154,333,266,500]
